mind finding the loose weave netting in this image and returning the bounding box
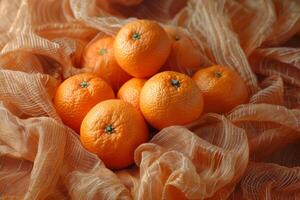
[0,0,300,199]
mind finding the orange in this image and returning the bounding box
[140,71,203,130]
[53,73,115,132]
[81,36,131,91]
[80,99,149,169]
[161,26,202,72]
[114,19,172,78]
[117,78,146,111]
[192,65,249,113]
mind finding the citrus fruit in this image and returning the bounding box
[162,26,202,72]
[53,73,115,132]
[114,19,172,78]
[192,65,249,113]
[140,71,203,129]
[81,36,131,91]
[117,78,146,111]
[80,99,149,169]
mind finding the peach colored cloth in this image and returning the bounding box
[0,0,300,199]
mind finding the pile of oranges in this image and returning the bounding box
[53,19,249,170]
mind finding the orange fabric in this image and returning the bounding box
[0,0,300,199]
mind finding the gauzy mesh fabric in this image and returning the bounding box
[0,0,300,199]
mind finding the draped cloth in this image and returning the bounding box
[0,0,300,199]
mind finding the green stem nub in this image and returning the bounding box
[98,48,108,55]
[104,124,115,134]
[171,79,181,89]
[132,32,141,40]
[80,81,89,88]
[215,71,222,78]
